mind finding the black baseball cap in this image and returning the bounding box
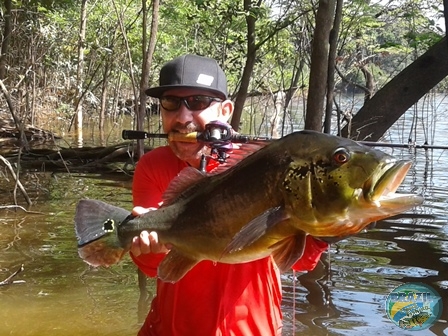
[145,54,228,99]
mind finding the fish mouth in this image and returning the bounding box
[363,159,423,210]
[313,159,424,237]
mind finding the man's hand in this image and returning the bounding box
[130,206,170,256]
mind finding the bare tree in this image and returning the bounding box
[341,37,448,141]
[231,1,298,131]
[230,0,259,132]
[137,0,160,159]
[75,0,89,146]
[305,0,336,131]
[0,0,12,80]
[323,0,343,134]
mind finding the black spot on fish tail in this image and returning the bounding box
[103,219,115,232]
[75,199,131,247]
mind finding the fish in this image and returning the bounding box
[398,312,431,329]
[74,130,423,282]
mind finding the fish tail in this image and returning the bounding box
[75,199,132,267]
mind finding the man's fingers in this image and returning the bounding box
[130,236,142,256]
[138,231,152,254]
[148,231,168,254]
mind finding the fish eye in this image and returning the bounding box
[333,148,350,164]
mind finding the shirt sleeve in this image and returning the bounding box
[132,151,166,209]
[291,235,328,271]
[131,147,187,277]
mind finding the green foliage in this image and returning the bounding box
[0,0,445,126]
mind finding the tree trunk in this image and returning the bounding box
[230,0,259,132]
[99,63,110,145]
[113,0,139,150]
[323,0,342,134]
[75,0,88,146]
[444,0,448,44]
[0,0,12,80]
[138,0,160,160]
[281,57,305,137]
[341,36,448,141]
[305,0,336,131]
[359,65,374,101]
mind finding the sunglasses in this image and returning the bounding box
[159,95,223,111]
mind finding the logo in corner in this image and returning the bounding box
[385,282,442,331]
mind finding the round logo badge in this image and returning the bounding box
[385,282,442,331]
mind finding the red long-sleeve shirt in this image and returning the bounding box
[132,146,328,336]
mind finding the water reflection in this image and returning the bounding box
[0,174,146,336]
[2,154,446,335]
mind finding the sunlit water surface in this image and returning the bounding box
[1,97,448,335]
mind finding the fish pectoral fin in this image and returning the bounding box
[222,206,290,255]
[270,232,306,272]
[157,249,199,283]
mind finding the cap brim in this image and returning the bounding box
[145,85,226,100]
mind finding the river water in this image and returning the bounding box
[1,95,448,335]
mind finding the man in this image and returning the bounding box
[130,54,328,336]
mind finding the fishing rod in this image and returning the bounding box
[356,141,448,150]
[123,122,448,150]
[123,121,257,170]
[122,121,272,144]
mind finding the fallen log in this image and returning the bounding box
[2,142,151,173]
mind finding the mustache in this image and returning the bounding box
[172,122,200,134]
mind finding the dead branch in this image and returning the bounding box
[0,78,29,150]
[0,205,45,214]
[0,264,25,286]
[335,64,370,95]
[0,155,32,205]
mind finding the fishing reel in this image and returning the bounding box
[198,120,238,171]
[122,121,245,168]
[199,120,234,143]
[199,121,235,164]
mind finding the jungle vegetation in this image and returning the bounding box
[0,0,447,153]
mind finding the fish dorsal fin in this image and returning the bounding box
[162,167,207,206]
[157,249,200,283]
[270,232,306,272]
[222,206,290,256]
[209,141,269,175]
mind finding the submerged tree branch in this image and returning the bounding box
[0,205,45,214]
[0,155,32,205]
[0,79,29,150]
[0,264,25,286]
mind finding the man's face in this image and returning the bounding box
[160,87,233,167]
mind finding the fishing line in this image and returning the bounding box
[292,269,296,335]
[123,129,448,150]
